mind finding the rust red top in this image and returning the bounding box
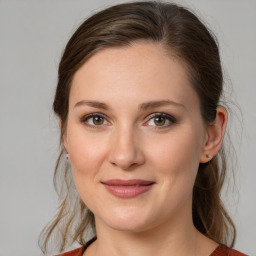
[55,247,84,256]
[210,245,247,256]
[56,244,247,256]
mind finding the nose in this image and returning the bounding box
[108,126,145,170]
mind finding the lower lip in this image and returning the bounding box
[103,184,154,198]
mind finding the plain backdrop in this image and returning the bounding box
[0,0,255,255]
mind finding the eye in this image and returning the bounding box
[81,113,109,128]
[146,113,176,128]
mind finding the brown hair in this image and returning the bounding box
[39,1,236,253]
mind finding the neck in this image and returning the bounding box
[86,212,218,256]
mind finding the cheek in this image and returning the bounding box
[148,129,202,169]
[66,128,110,203]
[146,126,203,191]
[67,130,109,209]
[67,127,107,173]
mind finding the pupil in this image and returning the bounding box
[93,116,103,125]
[155,117,165,126]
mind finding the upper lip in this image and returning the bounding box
[101,179,155,186]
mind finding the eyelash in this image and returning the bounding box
[81,113,109,129]
[81,112,177,129]
[146,113,177,129]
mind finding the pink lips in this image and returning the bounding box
[101,179,155,198]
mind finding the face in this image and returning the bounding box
[63,42,208,233]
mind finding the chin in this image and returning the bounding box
[106,220,150,233]
[97,206,153,232]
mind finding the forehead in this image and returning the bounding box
[70,42,200,111]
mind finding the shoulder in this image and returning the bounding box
[55,246,85,256]
[55,237,96,256]
[211,245,248,256]
[227,248,248,256]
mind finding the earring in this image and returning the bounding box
[66,152,69,160]
[206,154,212,161]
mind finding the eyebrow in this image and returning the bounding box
[138,100,185,110]
[74,100,112,110]
[73,100,185,111]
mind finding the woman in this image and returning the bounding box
[39,1,247,255]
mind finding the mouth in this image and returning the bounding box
[101,179,155,198]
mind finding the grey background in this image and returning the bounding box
[0,0,255,255]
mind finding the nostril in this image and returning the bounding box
[108,131,145,169]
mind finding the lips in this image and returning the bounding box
[101,179,155,198]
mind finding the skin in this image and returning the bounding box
[63,42,227,256]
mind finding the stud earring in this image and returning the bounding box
[206,154,212,160]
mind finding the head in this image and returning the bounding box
[40,1,235,253]
[54,1,222,133]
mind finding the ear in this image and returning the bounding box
[200,106,228,163]
[63,133,68,152]
[59,119,69,152]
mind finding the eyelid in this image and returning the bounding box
[80,112,177,129]
[147,112,176,121]
[81,112,110,128]
[145,112,177,128]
